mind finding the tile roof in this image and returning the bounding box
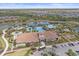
[16,31,58,43]
[44,31,58,41]
[16,32,39,43]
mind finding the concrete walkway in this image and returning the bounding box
[0,29,9,56]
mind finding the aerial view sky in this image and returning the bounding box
[0,3,79,9]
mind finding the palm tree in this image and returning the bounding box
[66,49,77,56]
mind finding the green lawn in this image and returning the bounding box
[56,38,69,44]
[0,35,5,49]
[6,38,13,49]
[5,48,32,56]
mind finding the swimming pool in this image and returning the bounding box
[47,24,56,29]
[34,27,45,32]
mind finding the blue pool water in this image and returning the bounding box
[34,27,45,32]
[47,24,56,29]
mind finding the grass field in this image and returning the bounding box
[0,35,5,49]
[5,48,32,56]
